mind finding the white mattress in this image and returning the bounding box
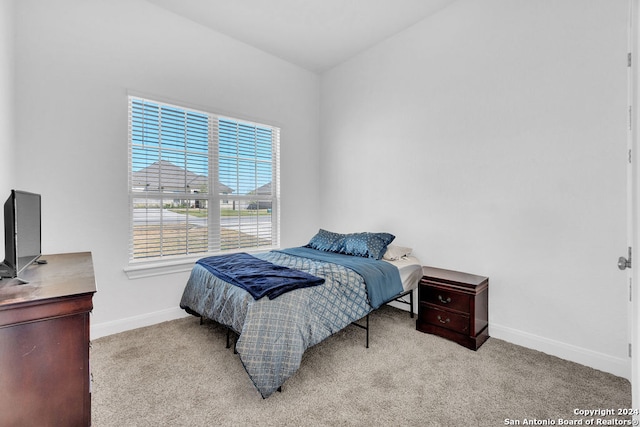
[384,256,422,292]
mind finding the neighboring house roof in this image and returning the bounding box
[252,182,272,195]
[132,160,233,193]
[247,182,273,209]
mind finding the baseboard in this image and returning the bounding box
[490,322,631,380]
[91,307,191,340]
[386,300,413,313]
[92,302,413,341]
[89,305,631,381]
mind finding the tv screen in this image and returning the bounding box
[1,190,41,279]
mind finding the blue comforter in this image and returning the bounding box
[277,247,402,309]
[179,248,403,398]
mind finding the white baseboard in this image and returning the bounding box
[91,307,190,340]
[490,322,631,380]
[386,303,629,380]
[89,305,631,381]
[386,300,413,313]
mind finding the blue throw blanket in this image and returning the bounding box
[277,247,403,309]
[196,253,325,300]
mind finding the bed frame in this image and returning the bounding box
[214,287,414,352]
[350,288,414,348]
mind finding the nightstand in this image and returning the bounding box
[416,266,489,350]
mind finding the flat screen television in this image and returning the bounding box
[0,190,42,280]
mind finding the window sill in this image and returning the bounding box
[124,256,201,279]
[123,248,278,280]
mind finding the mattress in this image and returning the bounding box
[385,255,422,292]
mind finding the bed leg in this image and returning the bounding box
[200,316,204,325]
[366,314,369,349]
[410,291,414,319]
[226,327,238,353]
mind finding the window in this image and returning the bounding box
[128,96,280,262]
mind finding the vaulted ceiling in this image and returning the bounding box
[145,0,459,73]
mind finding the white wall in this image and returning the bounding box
[8,0,631,379]
[321,0,630,377]
[12,0,321,335]
[0,0,15,257]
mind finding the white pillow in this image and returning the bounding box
[382,244,413,261]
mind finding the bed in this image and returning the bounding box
[179,230,422,398]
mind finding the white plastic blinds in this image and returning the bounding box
[128,96,280,261]
[216,119,280,251]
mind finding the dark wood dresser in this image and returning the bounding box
[416,266,489,350]
[0,252,96,426]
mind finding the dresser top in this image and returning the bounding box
[0,252,96,308]
[421,266,488,289]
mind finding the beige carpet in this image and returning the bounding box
[91,306,630,426]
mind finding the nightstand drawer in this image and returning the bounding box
[422,286,470,314]
[420,305,470,334]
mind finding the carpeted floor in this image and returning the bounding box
[91,306,631,426]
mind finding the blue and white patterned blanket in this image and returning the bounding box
[179,249,401,398]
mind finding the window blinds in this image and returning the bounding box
[128,96,280,261]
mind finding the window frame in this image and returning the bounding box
[125,96,280,278]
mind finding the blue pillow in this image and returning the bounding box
[307,229,396,260]
[307,229,346,252]
[341,232,396,260]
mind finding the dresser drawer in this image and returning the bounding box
[420,305,470,334]
[422,286,471,314]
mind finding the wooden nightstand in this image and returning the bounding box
[416,266,489,350]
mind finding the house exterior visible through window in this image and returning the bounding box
[128,96,280,261]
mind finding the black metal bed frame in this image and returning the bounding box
[214,288,415,350]
[200,288,415,393]
[349,288,414,348]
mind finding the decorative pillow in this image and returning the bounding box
[382,244,413,261]
[307,229,346,252]
[341,232,395,260]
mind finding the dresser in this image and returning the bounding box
[416,266,489,350]
[0,252,96,426]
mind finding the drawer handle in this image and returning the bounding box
[437,315,450,324]
[438,295,451,304]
